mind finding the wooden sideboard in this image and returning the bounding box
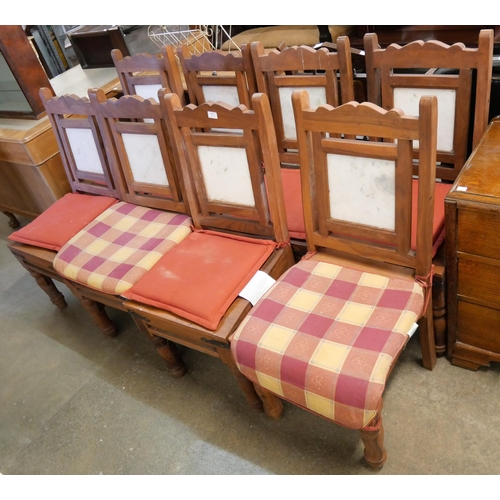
[0,65,120,228]
[445,118,500,370]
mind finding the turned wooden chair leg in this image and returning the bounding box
[79,296,117,338]
[127,312,187,378]
[360,409,387,469]
[27,269,67,309]
[218,349,264,412]
[432,274,447,357]
[3,211,20,229]
[252,384,283,420]
[150,335,187,378]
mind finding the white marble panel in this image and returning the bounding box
[197,145,255,207]
[279,86,327,140]
[202,85,240,107]
[327,153,395,231]
[135,84,162,101]
[66,127,104,174]
[122,133,169,186]
[394,87,456,152]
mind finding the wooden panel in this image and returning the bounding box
[457,301,500,354]
[458,258,500,306]
[457,208,500,259]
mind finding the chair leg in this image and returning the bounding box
[432,274,447,357]
[78,296,118,338]
[3,211,20,229]
[360,409,387,469]
[252,384,283,420]
[27,269,67,309]
[218,348,264,412]
[150,335,187,378]
[418,300,437,370]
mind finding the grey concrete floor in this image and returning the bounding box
[1,214,500,477]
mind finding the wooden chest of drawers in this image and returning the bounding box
[445,118,500,370]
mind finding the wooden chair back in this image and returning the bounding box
[251,39,355,165]
[364,29,493,181]
[161,91,289,244]
[89,88,187,214]
[40,87,121,199]
[111,47,186,105]
[292,90,438,278]
[178,44,257,108]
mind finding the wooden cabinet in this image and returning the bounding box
[445,118,500,370]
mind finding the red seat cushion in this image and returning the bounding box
[231,259,425,430]
[123,230,278,330]
[411,179,451,256]
[281,168,306,240]
[8,193,118,251]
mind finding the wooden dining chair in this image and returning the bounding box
[364,29,493,182]
[178,43,257,108]
[48,89,193,339]
[364,29,494,356]
[231,91,438,468]
[122,92,295,412]
[8,88,123,312]
[250,39,355,247]
[111,46,186,104]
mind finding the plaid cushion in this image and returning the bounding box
[53,202,192,295]
[231,259,424,430]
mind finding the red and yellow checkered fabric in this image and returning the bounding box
[231,259,424,430]
[53,202,192,295]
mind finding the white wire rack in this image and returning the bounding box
[147,25,240,54]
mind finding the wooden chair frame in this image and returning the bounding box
[364,29,493,357]
[89,88,186,212]
[8,88,124,313]
[364,29,493,181]
[40,87,121,199]
[230,92,438,469]
[123,92,294,413]
[112,46,186,105]
[178,44,257,108]
[251,39,355,165]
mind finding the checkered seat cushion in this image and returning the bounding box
[53,202,192,295]
[231,259,425,430]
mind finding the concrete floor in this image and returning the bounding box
[1,214,500,477]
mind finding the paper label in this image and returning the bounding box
[207,111,218,120]
[408,323,419,338]
[456,186,468,192]
[239,270,276,306]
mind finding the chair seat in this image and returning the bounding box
[7,193,119,251]
[231,258,424,430]
[123,230,278,330]
[53,202,192,295]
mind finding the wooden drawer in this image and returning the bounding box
[458,258,500,306]
[457,300,500,354]
[458,209,500,259]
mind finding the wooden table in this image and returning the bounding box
[0,65,120,228]
[445,118,500,370]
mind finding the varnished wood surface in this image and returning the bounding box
[445,118,500,370]
[446,120,500,204]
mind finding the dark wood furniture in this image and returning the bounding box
[0,25,54,120]
[231,92,438,470]
[124,92,294,413]
[445,117,500,370]
[364,29,494,358]
[111,46,185,104]
[178,43,257,108]
[0,64,120,228]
